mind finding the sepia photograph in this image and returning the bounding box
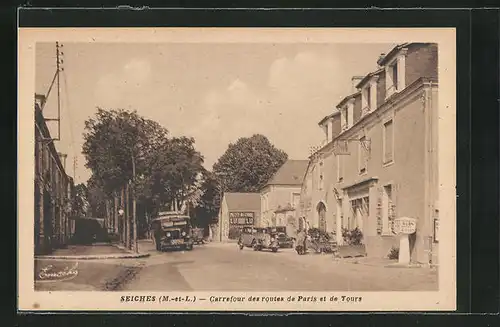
[18,27,456,311]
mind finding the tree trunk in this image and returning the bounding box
[125,184,130,249]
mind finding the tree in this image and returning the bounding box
[86,175,107,218]
[82,108,168,196]
[149,136,205,211]
[73,183,90,217]
[212,134,288,193]
[191,171,219,228]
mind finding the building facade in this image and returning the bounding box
[300,43,439,264]
[260,160,308,236]
[34,94,74,255]
[217,192,261,242]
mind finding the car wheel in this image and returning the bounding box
[186,244,193,251]
[272,247,278,253]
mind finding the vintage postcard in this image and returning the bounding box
[18,27,456,311]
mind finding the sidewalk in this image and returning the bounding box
[36,243,150,260]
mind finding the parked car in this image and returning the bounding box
[191,227,205,245]
[150,211,194,251]
[253,227,279,252]
[238,226,258,250]
[271,226,295,248]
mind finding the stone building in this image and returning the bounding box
[260,160,308,236]
[217,192,261,242]
[34,94,74,254]
[300,43,439,264]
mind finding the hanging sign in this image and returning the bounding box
[393,217,417,235]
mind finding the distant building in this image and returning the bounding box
[301,43,439,264]
[217,192,261,242]
[260,160,308,236]
[34,94,74,254]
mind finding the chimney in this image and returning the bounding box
[377,53,386,67]
[58,152,67,171]
[351,76,364,93]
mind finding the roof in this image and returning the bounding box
[377,42,410,66]
[355,68,384,89]
[224,192,261,211]
[265,160,309,186]
[336,91,361,109]
[318,110,341,126]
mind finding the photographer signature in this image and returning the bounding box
[37,262,79,282]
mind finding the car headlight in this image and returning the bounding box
[182,231,186,236]
[166,232,171,237]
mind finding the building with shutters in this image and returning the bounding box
[299,43,439,264]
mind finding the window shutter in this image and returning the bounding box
[376,186,383,235]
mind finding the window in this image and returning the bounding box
[385,49,407,99]
[362,86,370,112]
[358,136,368,174]
[383,119,394,164]
[392,63,398,88]
[337,155,344,182]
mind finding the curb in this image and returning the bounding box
[35,252,151,260]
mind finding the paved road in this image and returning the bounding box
[35,242,438,292]
[120,242,438,292]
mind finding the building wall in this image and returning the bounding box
[303,83,438,262]
[261,185,301,228]
[218,198,261,243]
[405,43,439,87]
[34,104,73,254]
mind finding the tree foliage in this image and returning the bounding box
[82,108,205,221]
[72,183,90,217]
[212,134,288,193]
[82,108,168,195]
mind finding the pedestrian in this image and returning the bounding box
[296,223,307,255]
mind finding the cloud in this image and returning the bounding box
[192,52,342,168]
[94,58,152,108]
[268,52,339,98]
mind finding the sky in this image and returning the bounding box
[35,42,396,184]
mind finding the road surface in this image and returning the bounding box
[35,242,438,292]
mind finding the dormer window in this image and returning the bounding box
[385,48,407,99]
[361,75,378,116]
[340,98,355,131]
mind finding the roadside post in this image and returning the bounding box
[393,217,417,265]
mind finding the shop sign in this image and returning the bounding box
[229,212,255,225]
[393,217,417,235]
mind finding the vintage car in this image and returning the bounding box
[254,227,279,252]
[150,211,194,251]
[271,226,295,248]
[238,226,258,250]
